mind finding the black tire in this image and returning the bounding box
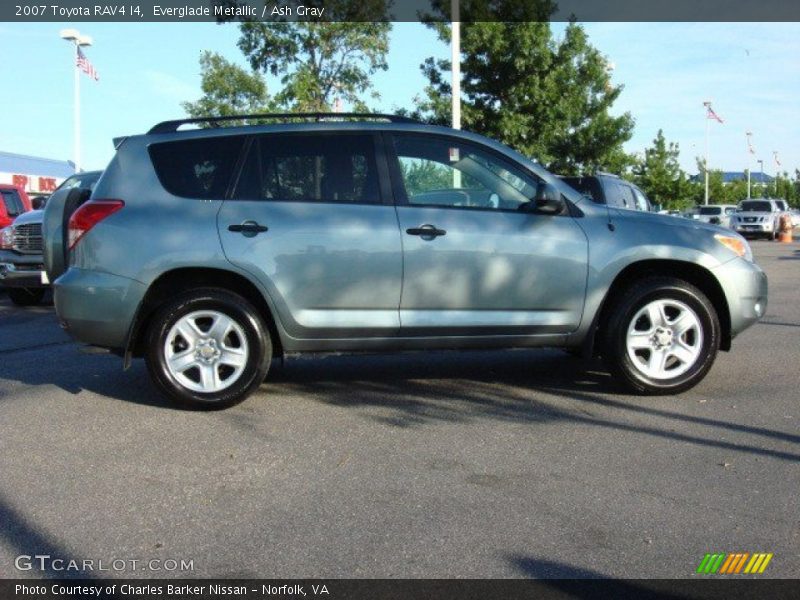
[7,288,46,306]
[144,288,272,410]
[601,277,720,395]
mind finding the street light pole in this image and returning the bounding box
[451,0,461,189]
[451,0,460,132]
[758,159,764,196]
[60,29,92,173]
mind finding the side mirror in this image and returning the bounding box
[31,196,47,210]
[532,183,565,215]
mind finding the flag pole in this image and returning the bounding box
[61,29,93,173]
[74,42,80,172]
[746,132,752,199]
[703,101,711,205]
[773,151,779,196]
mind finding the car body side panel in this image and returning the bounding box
[69,140,230,286]
[396,206,589,335]
[566,204,755,346]
[218,200,404,339]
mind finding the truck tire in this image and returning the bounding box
[8,288,46,307]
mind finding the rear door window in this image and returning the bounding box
[149,135,245,199]
[233,133,381,204]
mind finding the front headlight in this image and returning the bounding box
[0,226,14,250]
[715,233,753,262]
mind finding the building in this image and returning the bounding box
[0,151,76,196]
[690,171,775,185]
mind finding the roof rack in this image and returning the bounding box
[147,112,419,134]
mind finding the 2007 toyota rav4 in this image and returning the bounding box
[44,114,767,409]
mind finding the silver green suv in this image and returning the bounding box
[44,114,767,409]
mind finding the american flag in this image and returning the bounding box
[77,47,99,81]
[706,105,723,123]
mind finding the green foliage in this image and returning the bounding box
[238,8,391,111]
[632,130,686,210]
[182,51,274,124]
[416,15,634,175]
[400,159,451,196]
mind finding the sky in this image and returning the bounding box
[1,21,798,176]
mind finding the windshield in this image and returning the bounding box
[739,201,771,212]
[699,207,722,215]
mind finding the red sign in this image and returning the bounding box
[38,177,57,192]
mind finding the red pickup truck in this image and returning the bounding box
[0,184,33,228]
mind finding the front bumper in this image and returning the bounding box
[0,251,47,288]
[53,267,147,351]
[733,222,772,235]
[711,257,768,340]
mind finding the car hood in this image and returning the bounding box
[12,209,44,226]
[733,212,775,218]
[613,208,732,236]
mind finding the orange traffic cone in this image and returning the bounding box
[778,214,793,243]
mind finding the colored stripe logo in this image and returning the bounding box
[696,553,773,574]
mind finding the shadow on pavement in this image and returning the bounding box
[0,490,97,579]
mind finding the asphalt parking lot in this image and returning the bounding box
[0,241,798,580]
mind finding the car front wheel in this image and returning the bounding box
[145,288,272,409]
[601,277,720,395]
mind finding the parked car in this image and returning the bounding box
[45,113,767,409]
[773,199,790,213]
[0,171,101,306]
[790,209,800,228]
[560,172,653,212]
[695,204,738,228]
[0,183,32,228]
[730,198,784,240]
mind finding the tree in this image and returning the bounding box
[238,8,391,111]
[182,51,274,123]
[416,14,634,174]
[632,130,685,209]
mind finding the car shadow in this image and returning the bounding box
[2,327,799,462]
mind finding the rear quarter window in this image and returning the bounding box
[149,136,245,199]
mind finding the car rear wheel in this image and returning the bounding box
[7,288,46,306]
[601,277,720,395]
[145,288,272,409]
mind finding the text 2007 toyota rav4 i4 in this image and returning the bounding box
[44,114,767,409]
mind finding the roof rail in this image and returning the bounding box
[147,112,420,134]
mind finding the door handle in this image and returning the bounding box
[406,224,446,239]
[228,221,269,235]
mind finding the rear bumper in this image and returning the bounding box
[53,268,146,350]
[0,251,47,288]
[712,257,768,340]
